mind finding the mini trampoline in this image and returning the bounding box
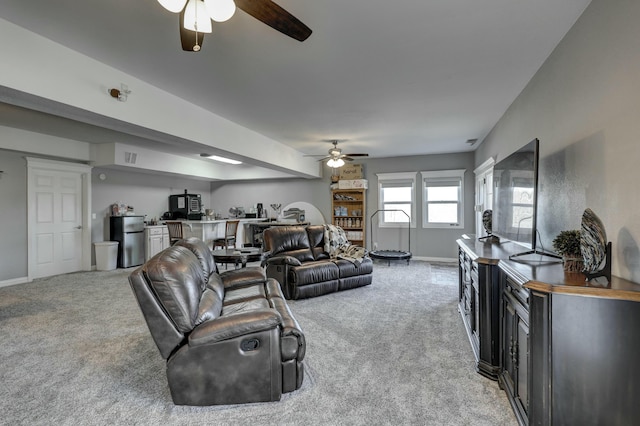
[369,209,412,265]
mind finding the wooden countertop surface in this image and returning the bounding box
[457,237,640,303]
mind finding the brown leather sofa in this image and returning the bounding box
[128,237,305,406]
[263,225,373,300]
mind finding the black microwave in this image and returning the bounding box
[169,193,202,220]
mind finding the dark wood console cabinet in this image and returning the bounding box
[499,259,640,426]
[499,263,531,425]
[456,237,504,380]
[458,236,640,425]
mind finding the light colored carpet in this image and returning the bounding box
[0,260,516,425]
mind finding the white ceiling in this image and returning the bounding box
[0,0,591,162]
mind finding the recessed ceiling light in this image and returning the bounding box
[199,153,242,165]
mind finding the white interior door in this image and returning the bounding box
[28,158,92,279]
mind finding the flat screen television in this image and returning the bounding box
[491,138,559,259]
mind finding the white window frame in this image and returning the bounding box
[376,172,417,228]
[420,169,465,229]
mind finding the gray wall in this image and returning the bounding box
[209,174,332,221]
[210,153,475,260]
[359,152,475,259]
[0,150,28,281]
[91,167,213,243]
[475,0,640,282]
[0,152,217,280]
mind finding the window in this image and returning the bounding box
[376,172,416,228]
[509,176,534,232]
[421,169,465,228]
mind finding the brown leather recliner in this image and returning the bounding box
[128,237,305,406]
[263,225,373,300]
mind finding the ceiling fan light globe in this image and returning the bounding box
[184,0,213,33]
[158,0,187,13]
[204,0,236,22]
[327,158,345,168]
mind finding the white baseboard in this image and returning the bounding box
[0,276,31,288]
[372,256,457,264]
[411,256,457,263]
[1,268,96,287]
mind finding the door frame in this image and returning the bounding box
[27,157,92,280]
[474,157,495,237]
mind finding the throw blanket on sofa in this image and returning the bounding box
[323,224,367,266]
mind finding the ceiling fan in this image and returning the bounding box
[310,140,369,168]
[157,0,312,52]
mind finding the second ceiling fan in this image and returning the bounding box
[314,140,369,168]
[157,0,312,52]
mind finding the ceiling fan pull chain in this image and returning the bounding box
[193,2,201,51]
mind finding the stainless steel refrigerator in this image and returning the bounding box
[110,215,145,268]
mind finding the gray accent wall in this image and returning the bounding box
[475,0,640,282]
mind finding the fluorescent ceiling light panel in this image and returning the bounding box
[200,154,242,165]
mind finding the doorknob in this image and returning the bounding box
[75,226,82,229]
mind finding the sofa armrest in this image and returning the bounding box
[265,255,302,267]
[269,296,306,361]
[188,309,282,347]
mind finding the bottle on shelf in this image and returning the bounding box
[331,188,366,245]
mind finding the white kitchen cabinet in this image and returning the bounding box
[145,225,170,260]
[162,229,169,249]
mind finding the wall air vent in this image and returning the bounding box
[466,139,478,146]
[125,152,137,164]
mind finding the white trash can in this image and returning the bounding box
[95,241,119,271]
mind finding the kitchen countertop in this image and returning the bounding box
[145,218,268,227]
[183,218,268,223]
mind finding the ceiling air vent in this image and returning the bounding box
[466,139,478,146]
[124,152,137,164]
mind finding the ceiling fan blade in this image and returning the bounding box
[179,10,205,51]
[342,157,355,162]
[235,0,312,41]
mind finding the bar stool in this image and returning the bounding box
[165,221,184,245]
[213,220,239,249]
